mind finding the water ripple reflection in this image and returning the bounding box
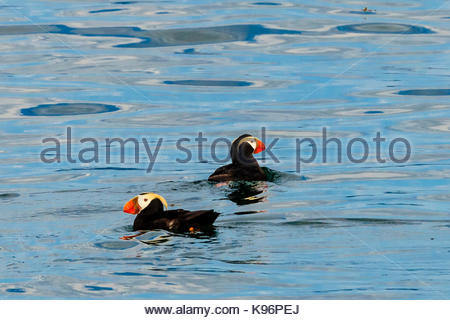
[21,103,120,116]
[397,89,450,96]
[0,24,301,48]
[337,23,434,34]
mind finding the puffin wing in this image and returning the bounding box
[180,209,220,226]
[208,164,235,181]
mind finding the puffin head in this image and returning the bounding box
[231,134,265,165]
[123,192,168,215]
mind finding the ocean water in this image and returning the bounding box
[0,0,449,299]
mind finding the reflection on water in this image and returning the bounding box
[337,23,434,34]
[0,0,449,299]
[234,210,265,215]
[94,241,138,250]
[89,9,124,14]
[397,89,450,96]
[120,228,218,245]
[85,285,113,291]
[175,48,214,55]
[0,192,20,199]
[0,23,301,48]
[164,80,253,87]
[21,103,120,116]
[364,110,384,114]
[349,10,376,15]
[252,2,281,6]
[226,181,267,205]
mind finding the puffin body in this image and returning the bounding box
[208,134,267,182]
[123,193,220,232]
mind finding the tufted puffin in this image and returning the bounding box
[123,192,220,231]
[208,134,266,182]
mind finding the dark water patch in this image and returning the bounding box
[150,274,168,278]
[262,167,307,183]
[252,2,281,5]
[234,210,265,215]
[56,167,144,172]
[375,202,422,206]
[283,220,331,226]
[0,24,68,36]
[385,191,408,194]
[21,103,120,116]
[180,48,194,54]
[52,188,88,193]
[349,10,376,15]
[337,23,433,34]
[6,288,26,293]
[346,195,369,198]
[164,80,253,87]
[0,24,301,48]
[89,8,124,14]
[113,271,145,276]
[156,11,170,14]
[175,48,213,55]
[364,110,384,114]
[176,48,195,54]
[0,192,20,199]
[114,1,137,4]
[85,285,113,291]
[94,241,138,250]
[113,225,134,233]
[227,181,267,205]
[397,89,450,96]
[222,259,268,265]
[314,287,369,294]
[335,218,417,225]
[55,256,149,264]
[385,288,418,291]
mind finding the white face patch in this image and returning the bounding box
[238,136,257,151]
[135,193,169,213]
[137,194,151,210]
[247,139,257,150]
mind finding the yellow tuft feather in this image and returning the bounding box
[143,192,168,210]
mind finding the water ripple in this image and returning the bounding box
[89,9,124,14]
[0,24,301,48]
[94,241,138,250]
[397,89,450,96]
[0,192,20,199]
[21,103,120,116]
[163,80,252,87]
[337,23,434,34]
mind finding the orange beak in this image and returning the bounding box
[123,197,140,215]
[254,139,265,154]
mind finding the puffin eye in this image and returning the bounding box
[144,198,148,202]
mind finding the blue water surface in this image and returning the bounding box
[0,0,449,299]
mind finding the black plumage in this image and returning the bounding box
[208,134,267,182]
[132,198,220,232]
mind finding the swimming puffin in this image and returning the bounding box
[208,134,266,182]
[123,192,220,231]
